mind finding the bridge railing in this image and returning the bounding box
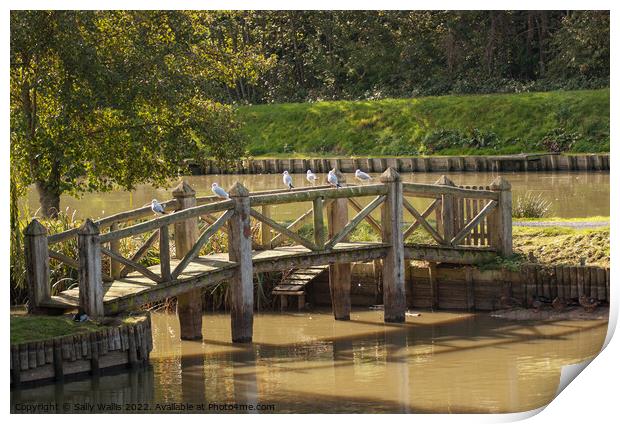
[24,167,511,335]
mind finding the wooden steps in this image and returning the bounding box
[273,265,328,311]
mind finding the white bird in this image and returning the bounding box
[327,170,342,188]
[283,170,294,190]
[151,199,167,215]
[212,182,229,199]
[306,169,318,184]
[355,169,372,183]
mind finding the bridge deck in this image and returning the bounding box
[45,242,388,314]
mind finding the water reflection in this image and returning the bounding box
[11,310,607,413]
[24,171,609,219]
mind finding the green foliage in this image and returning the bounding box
[10,11,272,216]
[240,89,609,156]
[538,128,581,153]
[192,11,609,104]
[512,192,552,219]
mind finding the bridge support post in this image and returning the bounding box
[24,219,50,313]
[489,176,513,256]
[78,219,104,318]
[380,167,406,323]
[327,169,351,320]
[228,183,254,342]
[173,181,203,340]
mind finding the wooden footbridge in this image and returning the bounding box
[24,168,512,343]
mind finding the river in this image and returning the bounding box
[11,309,607,413]
[25,171,609,220]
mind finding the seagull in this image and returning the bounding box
[212,182,229,199]
[283,170,294,190]
[306,169,318,184]
[327,170,342,188]
[151,199,167,215]
[355,169,372,183]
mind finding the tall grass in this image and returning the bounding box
[513,192,552,218]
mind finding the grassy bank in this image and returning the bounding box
[239,89,609,156]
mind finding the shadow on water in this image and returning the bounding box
[11,311,608,413]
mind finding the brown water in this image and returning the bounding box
[11,310,607,413]
[25,172,609,220]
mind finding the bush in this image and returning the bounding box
[513,192,552,218]
[539,127,581,153]
[421,128,501,154]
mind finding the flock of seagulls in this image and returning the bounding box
[151,169,374,216]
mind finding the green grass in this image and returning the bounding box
[238,89,609,156]
[10,315,101,344]
[10,314,145,344]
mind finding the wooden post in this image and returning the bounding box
[159,225,171,281]
[380,167,406,323]
[437,175,455,245]
[327,169,351,320]
[489,176,513,256]
[24,219,50,312]
[260,205,272,249]
[228,182,254,342]
[313,197,325,248]
[110,222,121,279]
[428,262,438,311]
[77,219,104,318]
[172,181,202,340]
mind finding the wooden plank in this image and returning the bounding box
[99,199,234,243]
[119,230,160,278]
[171,209,234,279]
[250,184,388,206]
[489,177,512,256]
[348,197,383,235]
[271,207,314,247]
[465,196,472,245]
[472,198,480,245]
[101,247,162,283]
[325,195,385,250]
[159,225,171,281]
[402,198,444,245]
[250,208,317,251]
[260,205,272,248]
[402,182,499,200]
[403,198,440,240]
[450,201,498,246]
[429,263,438,310]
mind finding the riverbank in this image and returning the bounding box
[190,153,610,175]
[239,89,609,156]
[10,313,152,387]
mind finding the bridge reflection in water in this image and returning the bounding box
[11,310,607,413]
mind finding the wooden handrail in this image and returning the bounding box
[250,184,388,206]
[402,182,499,200]
[99,200,234,243]
[47,199,179,245]
[324,195,386,250]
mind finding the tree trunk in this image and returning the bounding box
[35,181,60,218]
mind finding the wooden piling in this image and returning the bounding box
[380,168,406,322]
[489,176,512,256]
[173,181,203,340]
[24,219,50,312]
[327,171,351,320]
[228,183,254,342]
[78,219,104,318]
[428,263,438,310]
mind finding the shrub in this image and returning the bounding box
[539,127,581,153]
[513,192,552,218]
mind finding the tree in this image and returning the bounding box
[10,11,272,217]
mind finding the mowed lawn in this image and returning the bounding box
[239,89,609,156]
